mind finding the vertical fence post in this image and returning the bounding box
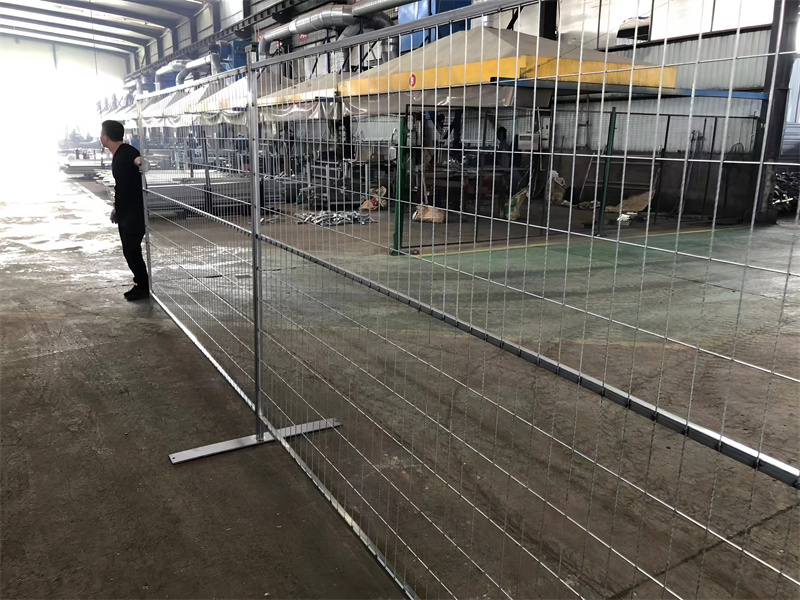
[392,113,409,256]
[701,116,718,218]
[136,99,153,294]
[247,47,266,441]
[598,106,617,236]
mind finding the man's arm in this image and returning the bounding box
[134,156,149,173]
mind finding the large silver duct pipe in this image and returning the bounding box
[338,12,398,71]
[258,0,412,58]
[176,51,223,85]
[123,77,147,95]
[369,12,398,61]
[155,59,190,90]
[471,0,494,28]
[349,0,409,17]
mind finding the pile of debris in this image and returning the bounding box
[294,211,376,227]
[773,171,799,214]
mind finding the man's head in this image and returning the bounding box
[100,120,124,149]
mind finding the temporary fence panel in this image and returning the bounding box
[141,1,800,598]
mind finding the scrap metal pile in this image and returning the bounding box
[294,211,376,226]
[773,171,799,214]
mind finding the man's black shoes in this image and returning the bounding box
[124,285,150,301]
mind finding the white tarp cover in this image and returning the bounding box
[141,90,190,121]
[104,95,163,123]
[257,71,349,121]
[342,84,551,116]
[260,100,339,122]
[261,71,347,106]
[339,27,672,97]
[196,72,295,112]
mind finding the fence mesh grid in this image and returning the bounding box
[134,1,800,597]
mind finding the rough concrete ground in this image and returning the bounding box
[141,207,800,598]
[148,207,800,467]
[0,172,403,599]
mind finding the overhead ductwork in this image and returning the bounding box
[122,77,146,95]
[155,59,190,90]
[471,0,494,28]
[339,12,398,71]
[176,48,224,85]
[257,0,414,58]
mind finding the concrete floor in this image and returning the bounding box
[0,173,403,599]
[166,206,799,466]
[138,203,800,598]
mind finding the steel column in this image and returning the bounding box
[598,106,617,236]
[247,47,266,441]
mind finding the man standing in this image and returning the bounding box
[100,120,150,301]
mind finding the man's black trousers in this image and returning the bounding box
[118,224,149,288]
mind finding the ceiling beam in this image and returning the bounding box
[36,0,178,28]
[111,0,199,19]
[128,6,280,78]
[0,13,147,46]
[0,30,131,55]
[0,3,161,37]
[0,24,137,53]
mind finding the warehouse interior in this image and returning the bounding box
[1,1,799,599]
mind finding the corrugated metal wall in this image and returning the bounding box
[161,31,173,56]
[219,0,243,29]
[147,40,158,64]
[196,5,215,39]
[551,97,759,154]
[176,21,192,51]
[461,109,535,145]
[788,58,800,124]
[609,28,771,90]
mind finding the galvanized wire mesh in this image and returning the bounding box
[139,72,256,398]
[140,1,799,597]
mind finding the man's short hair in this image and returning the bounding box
[101,120,125,142]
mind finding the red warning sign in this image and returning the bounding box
[409,74,417,87]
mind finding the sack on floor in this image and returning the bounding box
[579,200,600,211]
[605,190,653,213]
[412,204,446,223]
[361,186,388,211]
[545,170,566,204]
[503,189,529,221]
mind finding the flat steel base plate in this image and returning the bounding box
[169,418,341,464]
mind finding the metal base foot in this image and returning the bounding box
[169,418,341,464]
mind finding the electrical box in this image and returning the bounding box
[231,41,250,69]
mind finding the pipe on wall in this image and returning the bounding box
[155,59,190,90]
[176,51,224,85]
[257,0,413,58]
[338,12,398,72]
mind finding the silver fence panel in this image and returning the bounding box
[139,72,256,400]
[142,1,800,597]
